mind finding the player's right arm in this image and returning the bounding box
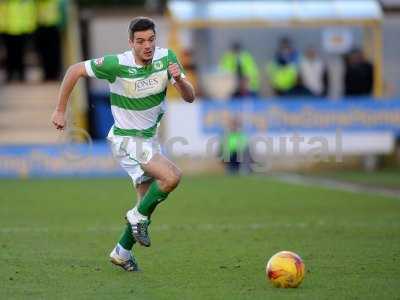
[51,55,117,130]
[51,62,88,130]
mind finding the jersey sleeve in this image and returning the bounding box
[84,55,118,83]
[167,49,186,84]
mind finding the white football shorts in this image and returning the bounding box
[107,127,161,186]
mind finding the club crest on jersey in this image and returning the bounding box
[135,78,159,92]
[94,57,104,66]
[153,60,163,70]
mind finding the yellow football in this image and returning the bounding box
[266,251,305,288]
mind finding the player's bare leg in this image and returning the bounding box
[126,154,181,247]
[141,154,182,194]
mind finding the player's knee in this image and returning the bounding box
[162,168,182,192]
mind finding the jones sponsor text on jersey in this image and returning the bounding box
[135,78,160,92]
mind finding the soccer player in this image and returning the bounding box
[51,17,195,272]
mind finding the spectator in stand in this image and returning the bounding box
[266,37,300,97]
[3,0,37,82]
[299,46,328,97]
[344,48,374,97]
[219,42,260,98]
[277,36,299,65]
[35,0,64,81]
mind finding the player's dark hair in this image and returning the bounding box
[129,17,156,39]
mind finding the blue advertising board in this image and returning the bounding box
[0,143,124,178]
[201,99,400,135]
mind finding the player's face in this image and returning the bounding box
[129,30,156,64]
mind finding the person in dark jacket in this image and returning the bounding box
[344,48,374,97]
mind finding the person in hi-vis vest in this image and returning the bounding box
[219,42,260,98]
[35,0,63,81]
[3,0,37,81]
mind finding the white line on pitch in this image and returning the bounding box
[272,173,400,199]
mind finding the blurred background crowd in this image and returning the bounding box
[0,0,399,178]
[218,38,374,99]
[0,0,65,82]
[0,0,396,96]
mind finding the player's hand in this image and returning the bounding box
[51,109,66,130]
[168,63,182,82]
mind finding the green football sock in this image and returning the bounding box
[118,223,135,250]
[138,181,169,217]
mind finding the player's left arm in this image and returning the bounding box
[168,62,195,103]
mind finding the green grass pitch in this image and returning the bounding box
[308,169,400,189]
[0,175,399,299]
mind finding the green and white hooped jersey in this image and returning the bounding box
[85,47,185,138]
